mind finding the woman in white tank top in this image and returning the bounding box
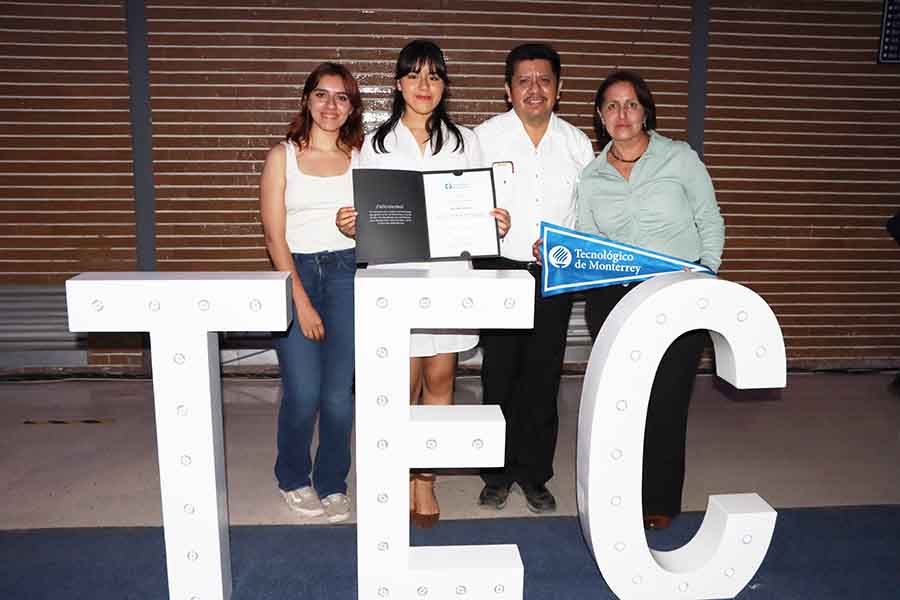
[259,63,363,523]
[336,41,510,528]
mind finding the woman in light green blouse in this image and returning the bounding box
[576,70,725,530]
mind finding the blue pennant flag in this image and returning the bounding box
[540,221,714,297]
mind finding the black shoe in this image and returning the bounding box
[478,483,511,510]
[518,482,557,514]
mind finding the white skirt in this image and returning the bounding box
[368,260,479,357]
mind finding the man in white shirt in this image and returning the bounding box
[474,43,594,513]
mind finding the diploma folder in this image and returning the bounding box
[352,168,500,264]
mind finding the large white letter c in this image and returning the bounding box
[577,272,784,599]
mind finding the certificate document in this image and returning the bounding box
[353,168,500,263]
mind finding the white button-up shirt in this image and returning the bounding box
[475,110,594,262]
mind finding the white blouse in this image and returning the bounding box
[360,118,483,172]
[359,119,483,357]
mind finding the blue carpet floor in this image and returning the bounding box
[2,505,898,599]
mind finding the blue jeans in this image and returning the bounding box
[274,248,355,497]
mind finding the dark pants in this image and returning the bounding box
[475,258,573,488]
[585,284,706,517]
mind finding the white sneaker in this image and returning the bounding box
[320,493,351,523]
[280,486,324,516]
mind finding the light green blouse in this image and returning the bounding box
[575,131,725,272]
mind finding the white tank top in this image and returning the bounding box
[283,141,355,253]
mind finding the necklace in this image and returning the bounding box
[609,144,644,164]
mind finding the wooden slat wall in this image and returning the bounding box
[145,0,693,271]
[706,0,900,369]
[4,1,897,372]
[0,1,136,283]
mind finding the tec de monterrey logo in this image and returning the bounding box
[547,245,572,268]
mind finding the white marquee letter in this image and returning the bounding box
[577,272,784,599]
[67,272,291,600]
[354,269,534,599]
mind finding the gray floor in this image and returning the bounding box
[1,372,899,530]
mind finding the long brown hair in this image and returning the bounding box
[286,62,364,155]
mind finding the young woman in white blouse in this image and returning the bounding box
[259,62,364,524]
[337,40,509,527]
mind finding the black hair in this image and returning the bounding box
[593,69,657,145]
[504,43,561,86]
[372,39,464,155]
